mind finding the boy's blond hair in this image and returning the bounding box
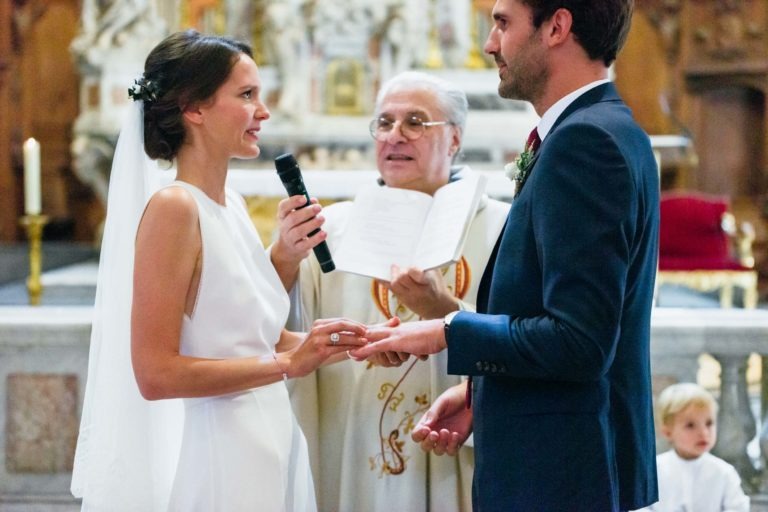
[657,382,718,426]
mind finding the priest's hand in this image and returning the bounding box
[412,382,473,456]
[388,265,459,320]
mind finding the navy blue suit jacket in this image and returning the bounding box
[447,83,659,511]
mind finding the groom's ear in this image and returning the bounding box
[543,7,573,49]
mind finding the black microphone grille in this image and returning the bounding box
[274,153,298,174]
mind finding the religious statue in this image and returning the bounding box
[71,0,165,69]
[185,0,220,32]
[69,0,166,243]
[435,0,471,68]
[70,134,113,214]
[264,0,311,120]
[225,0,254,46]
[371,1,412,80]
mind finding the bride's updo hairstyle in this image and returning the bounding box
[134,30,252,161]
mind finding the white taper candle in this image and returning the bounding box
[23,138,41,215]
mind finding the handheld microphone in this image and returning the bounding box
[274,153,335,273]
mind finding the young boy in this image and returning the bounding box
[638,382,750,512]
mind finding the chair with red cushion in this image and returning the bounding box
[657,191,757,308]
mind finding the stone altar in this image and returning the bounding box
[0,306,91,509]
[3,302,768,506]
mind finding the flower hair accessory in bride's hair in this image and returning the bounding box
[128,76,160,103]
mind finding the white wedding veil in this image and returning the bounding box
[71,101,182,511]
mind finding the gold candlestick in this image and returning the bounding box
[464,3,488,69]
[20,214,48,305]
[424,0,444,69]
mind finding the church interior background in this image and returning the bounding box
[3,0,768,509]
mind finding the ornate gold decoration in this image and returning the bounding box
[658,208,758,308]
[244,195,282,247]
[244,195,338,248]
[250,3,267,65]
[20,214,49,306]
[643,0,683,63]
[721,211,756,268]
[325,58,365,115]
[367,257,472,476]
[182,0,225,33]
[377,383,405,412]
[463,2,487,69]
[685,0,764,62]
[424,0,444,69]
[372,359,430,477]
[657,270,758,308]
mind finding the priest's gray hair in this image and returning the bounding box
[374,71,469,138]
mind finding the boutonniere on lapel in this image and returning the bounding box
[504,147,534,184]
[505,128,541,197]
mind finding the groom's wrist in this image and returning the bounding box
[443,310,459,345]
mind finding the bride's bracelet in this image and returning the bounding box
[272,351,288,382]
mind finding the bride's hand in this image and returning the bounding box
[272,196,327,266]
[286,318,367,377]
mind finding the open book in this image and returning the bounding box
[333,173,487,281]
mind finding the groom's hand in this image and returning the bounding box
[412,382,472,456]
[361,317,411,367]
[349,318,446,360]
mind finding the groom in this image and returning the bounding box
[352,0,659,510]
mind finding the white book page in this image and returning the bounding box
[414,174,485,270]
[334,185,432,281]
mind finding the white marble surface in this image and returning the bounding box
[0,495,80,512]
[227,168,518,199]
[0,307,92,346]
[652,307,768,328]
[651,307,768,355]
[0,306,93,326]
[226,134,688,199]
[40,263,98,287]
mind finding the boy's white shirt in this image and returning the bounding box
[633,450,749,512]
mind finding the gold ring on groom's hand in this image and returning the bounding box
[330,332,340,345]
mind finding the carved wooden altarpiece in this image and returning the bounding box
[647,0,768,291]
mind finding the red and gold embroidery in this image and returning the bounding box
[367,257,471,476]
[370,361,430,477]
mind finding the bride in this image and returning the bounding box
[71,30,368,511]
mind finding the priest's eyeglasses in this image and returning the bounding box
[369,115,453,142]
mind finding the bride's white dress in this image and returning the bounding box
[167,181,316,512]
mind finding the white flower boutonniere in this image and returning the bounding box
[504,147,536,191]
[503,161,518,181]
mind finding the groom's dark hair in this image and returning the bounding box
[521,0,634,66]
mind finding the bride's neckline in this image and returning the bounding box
[174,179,228,208]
